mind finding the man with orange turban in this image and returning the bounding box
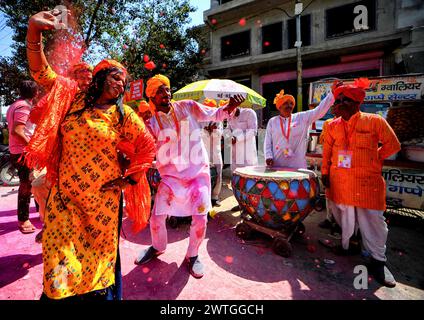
[135,74,245,279]
[264,88,334,168]
[321,78,400,288]
[137,100,153,122]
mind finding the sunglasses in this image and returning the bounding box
[334,96,355,105]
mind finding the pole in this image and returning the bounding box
[295,1,303,112]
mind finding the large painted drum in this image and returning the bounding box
[147,161,218,196]
[232,166,319,231]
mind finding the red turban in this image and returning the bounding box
[333,78,370,104]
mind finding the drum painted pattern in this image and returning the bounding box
[232,166,318,230]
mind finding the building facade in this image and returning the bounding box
[202,0,424,125]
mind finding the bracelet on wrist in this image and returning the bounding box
[26,46,41,52]
[26,38,42,46]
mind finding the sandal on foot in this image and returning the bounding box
[19,221,36,234]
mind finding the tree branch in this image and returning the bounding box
[85,0,103,48]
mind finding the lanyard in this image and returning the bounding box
[279,116,291,142]
[342,115,359,151]
[155,104,180,138]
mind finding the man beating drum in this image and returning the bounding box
[264,89,335,169]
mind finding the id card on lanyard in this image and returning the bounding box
[337,117,358,169]
[279,116,293,157]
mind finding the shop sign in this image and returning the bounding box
[310,75,424,104]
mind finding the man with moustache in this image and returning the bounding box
[321,78,400,287]
[135,74,244,278]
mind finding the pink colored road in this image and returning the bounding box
[1,181,423,300]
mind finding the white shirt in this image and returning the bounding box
[227,108,258,171]
[148,100,233,216]
[264,92,334,169]
[200,121,223,166]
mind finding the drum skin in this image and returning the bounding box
[147,163,217,196]
[231,166,318,230]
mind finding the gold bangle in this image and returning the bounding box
[26,38,41,46]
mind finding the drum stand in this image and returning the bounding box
[235,211,306,258]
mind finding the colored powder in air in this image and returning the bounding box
[45,7,86,76]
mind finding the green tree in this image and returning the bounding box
[0,0,129,105]
[0,0,207,105]
[110,0,208,93]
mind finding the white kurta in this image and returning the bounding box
[227,108,258,172]
[148,100,233,217]
[264,93,334,169]
[200,121,223,200]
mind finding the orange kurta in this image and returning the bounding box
[31,65,154,299]
[319,118,335,145]
[321,112,400,211]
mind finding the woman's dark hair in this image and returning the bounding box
[84,67,128,122]
[19,80,38,100]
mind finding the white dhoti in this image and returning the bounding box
[201,123,223,201]
[150,213,208,258]
[327,199,388,261]
[153,171,212,217]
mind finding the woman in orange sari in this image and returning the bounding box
[26,9,156,300]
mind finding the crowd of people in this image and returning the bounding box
[1,8,402,300]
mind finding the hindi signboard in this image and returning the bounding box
[129,80,144,101]
[309,75,424,105]
[383,167,424,210]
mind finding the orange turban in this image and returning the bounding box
[92,59,127,77]
[138,100,151,113]
[146,74,170,98]
[333,78,369,104]
[203,98,217,107]
[68,62,93,77]
[219,99,229,107]
[274,90,295,110]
